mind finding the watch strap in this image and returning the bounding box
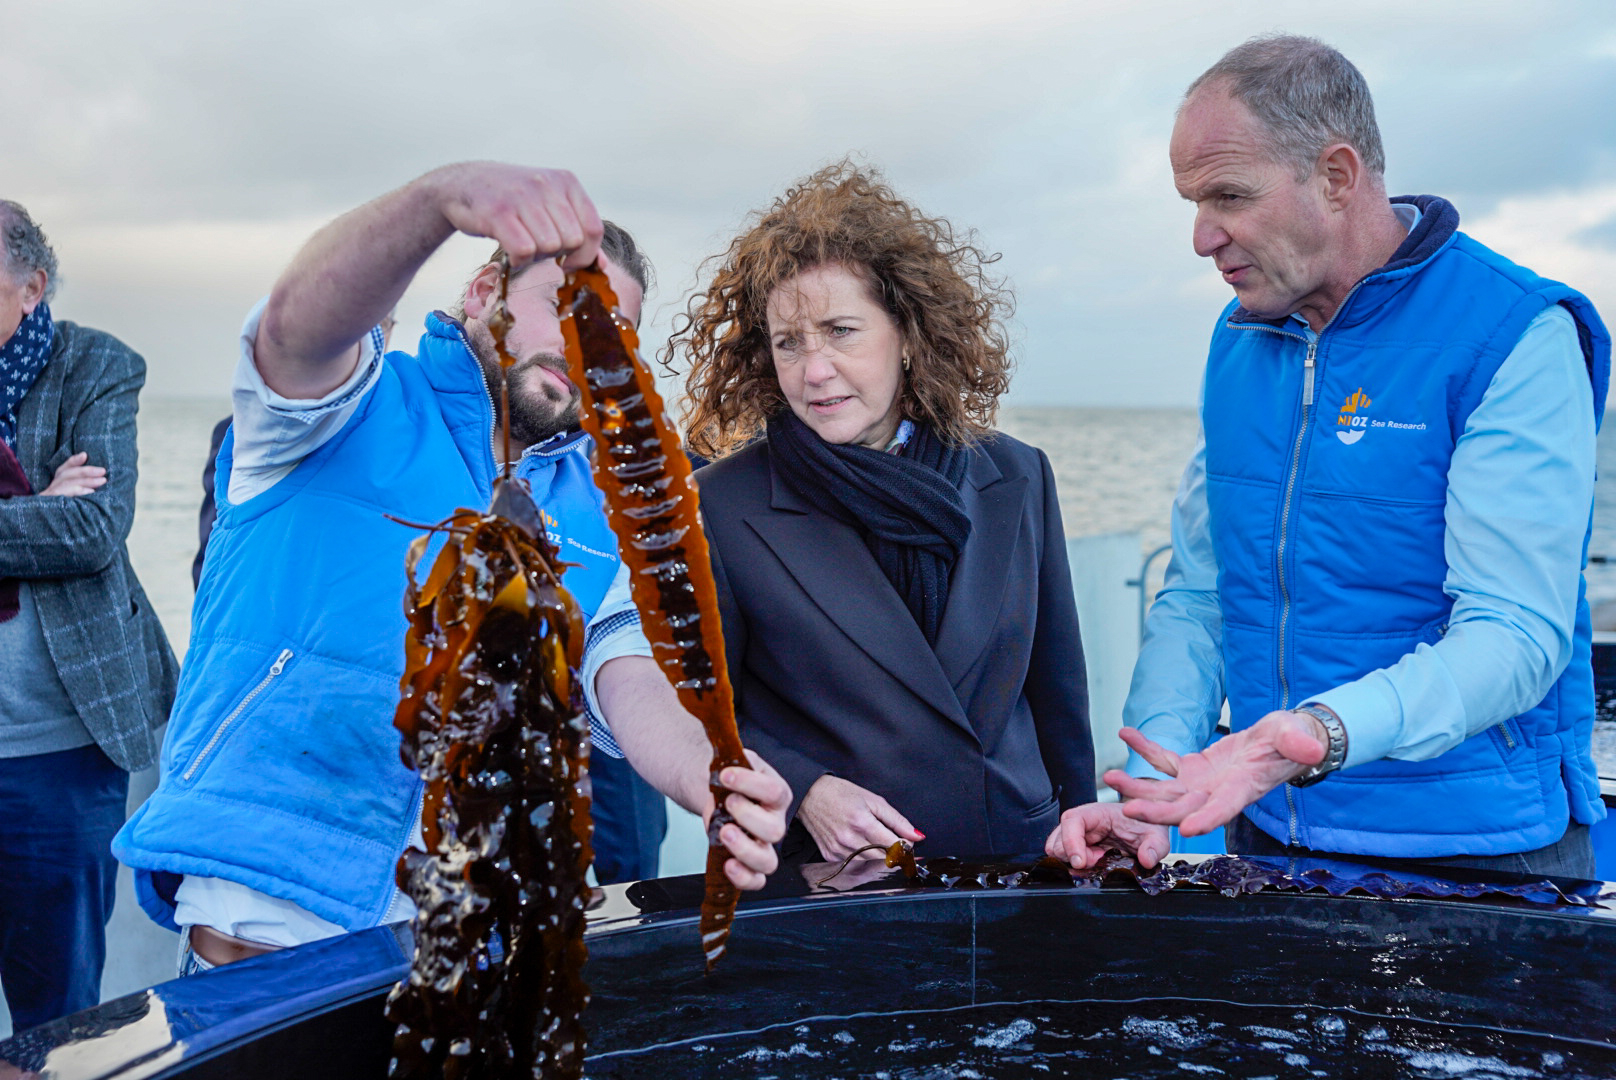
[1288,704,1347,788]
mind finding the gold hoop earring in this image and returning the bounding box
[902,353,911,371]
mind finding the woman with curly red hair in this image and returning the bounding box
[670,162,1094,867]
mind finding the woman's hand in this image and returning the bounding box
[41,452,106,497]
[798,775,923,863]
[707,750,792,891]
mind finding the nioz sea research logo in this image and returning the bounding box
[1336,388,1371,445]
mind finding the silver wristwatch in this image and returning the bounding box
[1288,704,1348,788]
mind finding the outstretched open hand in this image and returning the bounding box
[1106,712,1329,837]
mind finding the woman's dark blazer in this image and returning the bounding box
[700,430,1095,860]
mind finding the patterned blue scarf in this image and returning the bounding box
[0,302,53,449]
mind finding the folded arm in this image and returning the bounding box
[0,345,142,578]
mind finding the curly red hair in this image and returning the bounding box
[665,161,1015,459]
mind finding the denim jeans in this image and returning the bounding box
[589,750,667,885]
[0,744,128,1030]
[175,932,216,978]
[1227,812,1597,879]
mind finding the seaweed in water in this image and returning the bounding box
[385,256,593,1079]
[557,262,751,973]
[850,845,1609,909]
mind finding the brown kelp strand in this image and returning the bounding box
[558,262,750,972]
[384,415,593,1070]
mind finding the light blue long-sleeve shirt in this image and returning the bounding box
[1126,301,1596,775]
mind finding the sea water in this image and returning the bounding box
[585,998,1615,1079]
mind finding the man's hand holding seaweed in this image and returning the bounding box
[709,751,791,890]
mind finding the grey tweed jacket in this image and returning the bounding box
[0,320,178,771]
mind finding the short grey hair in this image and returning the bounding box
[1186,35,1386,180]
[0,200,59,303]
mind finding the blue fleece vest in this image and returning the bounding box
[113,313,620,931]
[1205,197,1611,858]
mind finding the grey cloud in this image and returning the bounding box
[5,0,1614,404]
[1577,218,1616,252]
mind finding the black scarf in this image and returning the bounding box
[767,410,971,645]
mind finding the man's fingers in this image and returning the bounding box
[1178,787,1250,837]
[1120,789,1208,826]
[58,452,88,470]
[514,204,564,265]
[723,857,766,892]
[1119,727,1181,778]
[560,180,603,270]
[725,792,786,845]
[1053,808,1106,868]
[1106,771,1184,802]
[719,821,777,878]
[721,763,789,813]
[1275,721,1328,767]
[1134,827,1171,869]
[489,212,539,264]
[1045,820,1068,860]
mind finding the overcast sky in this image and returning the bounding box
[7,0,1616,406]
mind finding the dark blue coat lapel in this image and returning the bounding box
[745,461,978,741]
[932,446,1027,689]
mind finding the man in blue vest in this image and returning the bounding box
[114,163,789,970]
[1049,36,1610,877]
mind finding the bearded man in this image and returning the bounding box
[1051,37,1609,877]
[115,164,788,972]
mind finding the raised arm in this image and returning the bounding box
[255,163,603,399]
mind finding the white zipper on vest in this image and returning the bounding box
[1303,339,1317,407]
[1240,281,1365,847]
[183,649,293,781]
[1275,333,1318,713]
[446,322,503,474]
[383,784,428,924]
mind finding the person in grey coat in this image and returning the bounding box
[0,200,177,1031]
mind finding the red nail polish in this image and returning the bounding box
[915,830,926,840]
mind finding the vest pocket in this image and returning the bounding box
[1488,716,1525,756]
[181,648,295,782]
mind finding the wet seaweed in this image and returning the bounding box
[558,262,750,973]
[867,846,1610,908]
[385,257,593,1079]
